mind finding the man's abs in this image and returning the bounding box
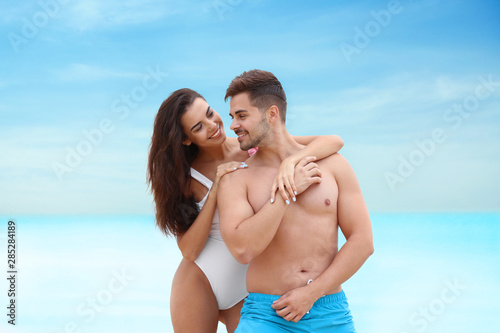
[245,160,341,295]
[245,195,341,295]
[245,228,341,295]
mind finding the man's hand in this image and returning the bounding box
[271,284,319,322]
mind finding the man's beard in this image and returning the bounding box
[239,116,270,151]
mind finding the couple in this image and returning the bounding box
[147,70,373,332]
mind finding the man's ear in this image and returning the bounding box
[267,105,280,123]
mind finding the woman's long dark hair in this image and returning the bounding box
[147,88,204,237]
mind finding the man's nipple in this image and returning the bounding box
[325,198,331,206]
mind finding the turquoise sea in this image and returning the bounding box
[0,213,499,333]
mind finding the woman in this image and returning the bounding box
[147,88,344,333]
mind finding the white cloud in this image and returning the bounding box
[54,63,144,81]
[59,0,199,31]
[288,72,500,137]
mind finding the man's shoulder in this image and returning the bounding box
[219,165,250,188]
[319,153,361,190]
[320,153,350,168]
[319,153,356,178]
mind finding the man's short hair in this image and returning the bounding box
[225,69,287,122]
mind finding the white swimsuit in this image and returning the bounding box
[191,168,249,310]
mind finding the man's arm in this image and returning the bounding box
[272,154,373,322]
[218,171,289,264]
[218,157,322,264]
[311,154,373,291]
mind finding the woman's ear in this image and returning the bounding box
[182,140,192,146]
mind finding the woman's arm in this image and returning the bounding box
[270,135,344,203]
[177,161,247,261]
[292,135,344,160]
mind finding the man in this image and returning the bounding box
[218,69,373,332]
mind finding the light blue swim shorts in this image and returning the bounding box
[235,290,356,332]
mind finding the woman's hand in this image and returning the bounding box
[270,157,298,204]
[293,156,322,196]
[270,156,321,203]
[213,161,248,188]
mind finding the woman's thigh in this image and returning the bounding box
[171,259,219,333]
[219,299,244,333]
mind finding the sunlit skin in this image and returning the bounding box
[172,97,248,333]
[180,97,227,150]
[225,93,341,296]
[218,92,373,324]
[170,96,346,332]
[229,95,271,152]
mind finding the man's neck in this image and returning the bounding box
[253,127,302,165]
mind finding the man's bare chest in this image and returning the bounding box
[245,166,339,216]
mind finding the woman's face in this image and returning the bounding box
[180,97,226,147]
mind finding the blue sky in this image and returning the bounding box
[1,0,499,214]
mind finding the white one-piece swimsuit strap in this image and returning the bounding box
[189,167,221,239]
[190,167,212,205]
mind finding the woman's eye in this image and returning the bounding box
[209,111,214,117]
[195,126,202,132]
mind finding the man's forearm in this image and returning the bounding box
[307,235,374,299]
[222,195,288,264]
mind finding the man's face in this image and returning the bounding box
[229,92,270,151]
